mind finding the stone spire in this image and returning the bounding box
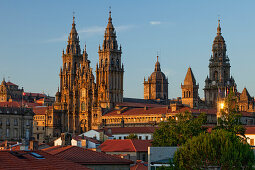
[184,67,196,85]
[154,56,161,72]
[102,10,118,50]
[66,15,81,54]
[217,19,221,35]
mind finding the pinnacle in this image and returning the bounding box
[184,67,196,85]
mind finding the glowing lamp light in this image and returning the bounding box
[220,103,224,109]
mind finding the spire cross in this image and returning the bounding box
[73,11,75,24]
[109,6,111,16]
[157,55,159,62]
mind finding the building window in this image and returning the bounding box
[26,120,30,126]
[37,134,39,140]
[81,102,86,111]
[81,89,86,98]
[146,136,149,140]
[250,139,254,146]
[139,136,142,140]
[14,118,18,126]
[25,129,30,139]
[14,129,18,138]
[6,118,10,126]
[142,154,146,161]
[6,128,10,137]
[119,137,122,139]
[0,119,2,126]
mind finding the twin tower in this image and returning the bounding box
[145,20,236,108]
[54,11,124,133]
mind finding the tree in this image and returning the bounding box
[152,111,207,146]
[173,129,254,169]
[126,133,138,139]
[215,89,246,137]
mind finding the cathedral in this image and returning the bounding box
[48,12,255,136]
[53,11,123,134]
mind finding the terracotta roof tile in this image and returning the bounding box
[0,150,90,169]
[100,139,152,152]
[6,81,18,86]
[104,107,170,117]
[131,161,148,170]
[100,127,156,135]
[43,146,133,165]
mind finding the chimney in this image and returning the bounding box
[144,106,148,110]
[29,140,38,151]
[61,132,72,146]
[107,128,112,136]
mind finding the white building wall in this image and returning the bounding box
[80,130,100,140]
[113,133,153,140]
[54,137,78,146]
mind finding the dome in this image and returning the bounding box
[149,71,166,81]
[148,56,167,81]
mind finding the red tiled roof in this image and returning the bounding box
[23,92,46,98]
[100,127,156,135]
[33,106,52,115]
[43,146,133,165]
[100,139,152,152]
[116,102,167,108]
[104,107,171,117]
[245,126,255,134]
[131,161,148,170]
[0,101,42,108]
[6,81,18,86]
[0,150,90,169]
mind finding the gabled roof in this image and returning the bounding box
[33,106,52,115]
[131,161,148,170]
[240,88,252,101]
[6,81,18,86]
[0,101,42,108]
[100,139,152,152]
[0,150,89,169]
[184,67,196,85]
[43,146,133,165]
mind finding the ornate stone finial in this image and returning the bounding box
[109,6,111,17]
[157,55,159,62]
[217,19,221,35]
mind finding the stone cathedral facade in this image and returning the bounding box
[54,11,123,134]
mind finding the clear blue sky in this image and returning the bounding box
[0,0,255,99]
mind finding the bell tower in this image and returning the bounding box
[96,10,124,109]
[181,67,199,108]
[58,16,83,133]
[204,20,236,107]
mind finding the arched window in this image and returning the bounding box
[81,102,85,111]
[214,71,218,80]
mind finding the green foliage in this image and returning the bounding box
[126,133,138,139]
[215,89,246,137]
[173,129,254,169]
[152,111,207,146]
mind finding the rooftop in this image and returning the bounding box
[43,145,133,165]
[100,139,152,152]
[0,150,90,169]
